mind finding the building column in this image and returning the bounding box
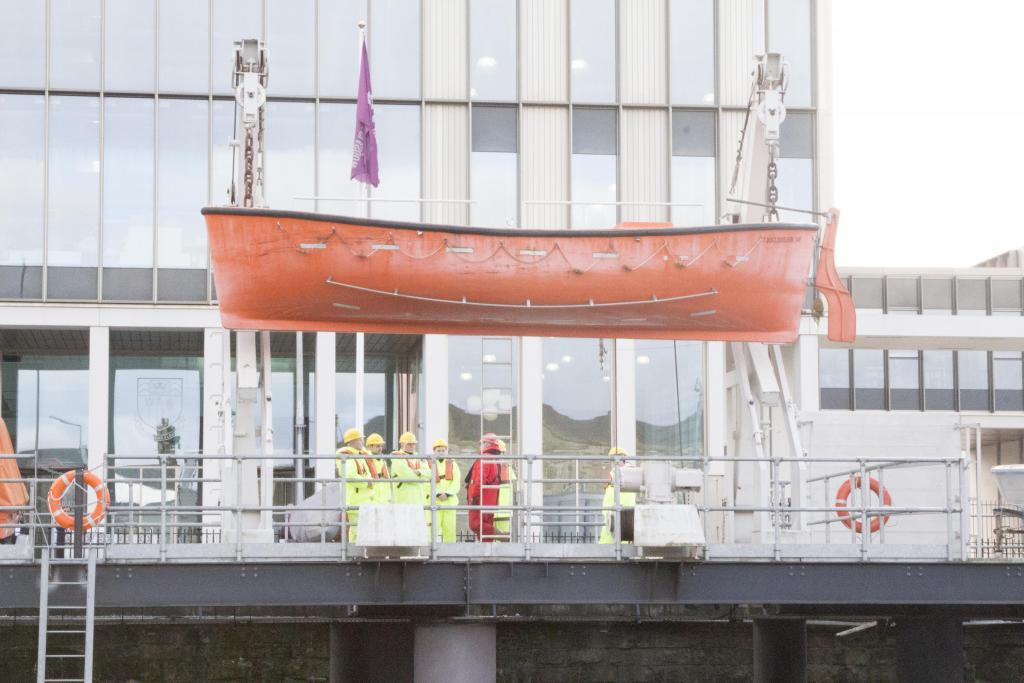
[753,617,806,683]
[519,337,544,539]
[87,326,109,471]
[613,339,636,455]
[422,334,448,446]
[314,332,336,480]
[414,623,496,683]
[705,342,726,476]
[895,615,964,683]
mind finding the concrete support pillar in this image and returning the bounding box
[422,334,448,447]
[705,342,726,476]
[414,623,496,683]
[330,622,414,682]
[202,328,230,511]
[314,332,336,481]
[895,615,964,683]
[753,617,806,683]
[87,326,109,471]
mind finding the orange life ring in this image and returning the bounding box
[834,476,892,534]
[47,470,110,531]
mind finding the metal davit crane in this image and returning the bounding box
[203,41,856,556]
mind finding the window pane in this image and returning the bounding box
[449,336,517,456]
[671,111,715,226]
[158,99,209,269]
[571,154,616,229]
[2,351,89,468]
[819,348,850,410]
[213,0,261,95]
[105,0,155,91]
[543,338,612,454]
[573,108,617,155]
[371,105,420,221]
[160,0,209,93]
[370,0,421,99]
[0,95,44,267]
[670,0,714,104]
[0,0,45,88]
[994,352,1024,411]
[472,152,517,228]
[103,98,155,269]
[768,0,812,106]
[471,0,516,100]
[956,278,987,315]
[991,279,1022,312]
[923,351,954,410]
[775,158,812,223]
[317,102,366,216]
[958,350,989,411]
[570,0,615,102]
[922,278,952,314]
[265,101,315,210]
[888,350,920,410]
[886,277,919,312]
[853,349,883,409]
[635,340,704,456]
[210,100,236,206]
[48,96,100,268]
[267,0,314,97]
[473,106,518,153]
[851,277,883,311]
[50,0,101,90]
[318,0,366,98]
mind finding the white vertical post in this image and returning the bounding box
[314,332,337,482]
[355,332,365,432]
[705,342,726,476]
[422,335,449,445]
[519,337,544,540]
[794,330,820,412]
[613,339,636,456]
[202,328,230,529]
[259,331,274,530]
[87,326,109,472]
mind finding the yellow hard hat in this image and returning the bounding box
[432,438,448,450]
[365,433,385,447]
[496,438,507,453]
[342,427,364,444]
[399,431,418,445]
[608,447,628,457]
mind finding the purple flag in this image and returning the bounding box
[351,38,379,187]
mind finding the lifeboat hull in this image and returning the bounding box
[203,208,821,343]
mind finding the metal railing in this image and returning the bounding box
[0,451,979,564]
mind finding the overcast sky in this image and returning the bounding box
[831,0,1024,267]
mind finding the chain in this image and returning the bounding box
[766,157,779,222]
[243,130,254,207]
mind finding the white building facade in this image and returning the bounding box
[9,1,1023,551]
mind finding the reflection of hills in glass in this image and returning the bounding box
[448,403,704,457]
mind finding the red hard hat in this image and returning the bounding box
[480,432,503,454]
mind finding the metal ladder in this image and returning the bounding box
[36,549,96,682]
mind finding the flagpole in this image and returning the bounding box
[358,21,369,219]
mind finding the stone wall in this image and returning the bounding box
[1,620,1022,682]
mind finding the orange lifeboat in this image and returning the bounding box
[202,207,854,343]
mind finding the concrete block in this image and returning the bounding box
[634,504,706,546]
[355,503,429,546]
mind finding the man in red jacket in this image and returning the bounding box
[466,433,515,542]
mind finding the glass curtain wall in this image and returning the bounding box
[543,338,612,540]
[670,0,715,105]
[0,331,89,471]
[635,341,704,457]
[470,0,517,100]
[0,94,44,298]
